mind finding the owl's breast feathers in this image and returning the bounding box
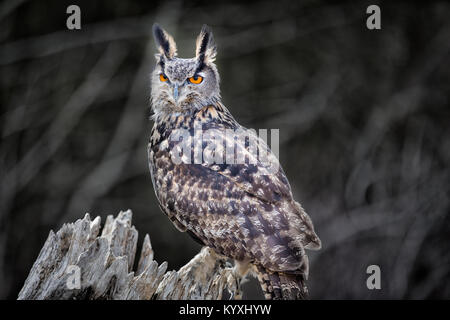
[148,103,321,273]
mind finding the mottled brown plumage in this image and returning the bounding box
[148,24,321,299]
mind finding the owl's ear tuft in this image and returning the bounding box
[152,23,177,59]
[195,24,217,64]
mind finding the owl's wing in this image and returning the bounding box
[150,120,320,272]
[202,126,293,203]
[199,124,320,249]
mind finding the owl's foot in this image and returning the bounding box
[221,266,244,300]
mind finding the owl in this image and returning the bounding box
[148,24,321,299]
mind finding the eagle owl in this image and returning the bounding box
[148,24,321,299]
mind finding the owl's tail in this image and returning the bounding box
[255,264,309,300]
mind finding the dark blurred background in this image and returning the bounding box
[1,0,449,299]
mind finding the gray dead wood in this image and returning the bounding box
[17,210,239,300]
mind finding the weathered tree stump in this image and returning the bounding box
[17,210,239,300]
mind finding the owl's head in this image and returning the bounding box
[151,24,220,116]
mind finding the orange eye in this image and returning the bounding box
[189,75,203,84]
[159,74,168,82]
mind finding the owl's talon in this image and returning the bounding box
[222,267,243,300]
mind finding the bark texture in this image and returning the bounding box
[17,210,239,300]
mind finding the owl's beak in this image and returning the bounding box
[172,84,179,101]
